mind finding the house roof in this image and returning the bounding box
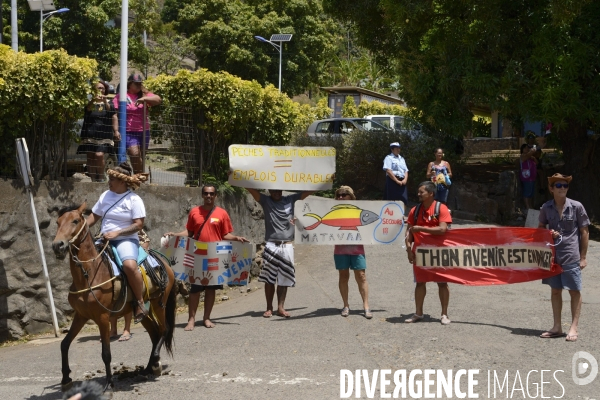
[320,86,405,105]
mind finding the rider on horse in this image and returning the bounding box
[86,162,149,323]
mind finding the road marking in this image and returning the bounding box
[176,372,328,386]
[0,376,60,382]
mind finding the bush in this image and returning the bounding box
[0,45,97,179]
[146,69,332,184]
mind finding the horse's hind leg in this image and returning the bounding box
[141,308,164,376]
[61,313,88,391]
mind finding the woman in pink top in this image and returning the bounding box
[520,136,539,210]
[113,73,162,174]
[333,186,372,319]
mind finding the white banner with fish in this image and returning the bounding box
[294,199,406,245]
[161,236,253,286]
[228,145,336,190]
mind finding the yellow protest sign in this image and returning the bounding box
[228,145,336,190]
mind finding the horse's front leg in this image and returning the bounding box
[98,315,114,393]
[61,313,89,391]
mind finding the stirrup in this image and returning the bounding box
[134,300,149,324]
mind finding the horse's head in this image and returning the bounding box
[52,202,87,260]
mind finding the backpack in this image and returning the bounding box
[411,201,441,225]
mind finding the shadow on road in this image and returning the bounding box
[27,368,171,400]
[284,307,379,320]
[386,314,544,337]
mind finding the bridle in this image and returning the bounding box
[65,213,126,313]
[68,217,108,267]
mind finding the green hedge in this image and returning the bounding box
[0,45,96,180]
[146,69,331,184]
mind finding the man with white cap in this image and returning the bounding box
[383,142,409,204]
[538,173,589,342]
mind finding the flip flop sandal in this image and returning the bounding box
[566,334,578,342]
[364,309,373,319]
[539,331,565,339]
[341,307,350,317]
[405,314,424,323]
[118,333,132,342]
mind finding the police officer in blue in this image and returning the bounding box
[383,142,409,204]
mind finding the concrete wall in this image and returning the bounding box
[0,180,265,341]
[446,170,518,224]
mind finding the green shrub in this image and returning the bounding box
[146,69,332,184]
[0,45,97,179]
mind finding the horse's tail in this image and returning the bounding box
[163,282,177,357]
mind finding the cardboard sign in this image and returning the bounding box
[412,227,561,285]
[161,236,253,286]
[228,145,336,190]
[294,199,406,245]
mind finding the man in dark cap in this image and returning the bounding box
[538,174,589,342]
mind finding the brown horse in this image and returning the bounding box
[52,202,176,393]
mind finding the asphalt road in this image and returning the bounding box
[0,220,598,399]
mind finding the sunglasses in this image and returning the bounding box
[553,183,569,189]
[202,192,216,196]
[336,193,350,198]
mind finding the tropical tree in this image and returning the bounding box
[171,0,339,96]
[323,0,600,218]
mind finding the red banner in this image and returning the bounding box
[412,227,562,286]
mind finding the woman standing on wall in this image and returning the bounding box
[427,148,453,205]
[77,80,116,182]
[112,73,162,174]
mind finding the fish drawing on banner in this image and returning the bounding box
[303,204,379,230]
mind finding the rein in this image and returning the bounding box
[67,218,127,314]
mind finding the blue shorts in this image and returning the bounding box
[521,181,535,198]
[334,254,367,270]
[126,130,150,150]
[542,261,582,290]
[110,238,139,262]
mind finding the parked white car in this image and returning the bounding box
[364,115,421,137]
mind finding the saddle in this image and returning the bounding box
[103,244,170,310]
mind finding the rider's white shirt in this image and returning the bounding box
[92,190,146,241]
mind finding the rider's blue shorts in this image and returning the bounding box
[110,238,139,262]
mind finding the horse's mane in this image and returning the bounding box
[58,205,82,217]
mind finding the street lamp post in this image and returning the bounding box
[40,8,69,52]
[27,1,69,52]
[254,34,293,93]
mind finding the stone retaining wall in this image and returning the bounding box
[463,137,520,157]
[0,180,265,341]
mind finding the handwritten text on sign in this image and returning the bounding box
[294,199,406,245]
[228,145,335,190]
[412,227,560,286]
[161,236,253,286]
[415,245,553,270]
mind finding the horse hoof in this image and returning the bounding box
[103,382,114,398]
[152,361,162,376]
[61,380,73,392]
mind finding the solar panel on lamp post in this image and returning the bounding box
[254,34,292,93]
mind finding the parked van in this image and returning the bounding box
[364,115,421,137]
